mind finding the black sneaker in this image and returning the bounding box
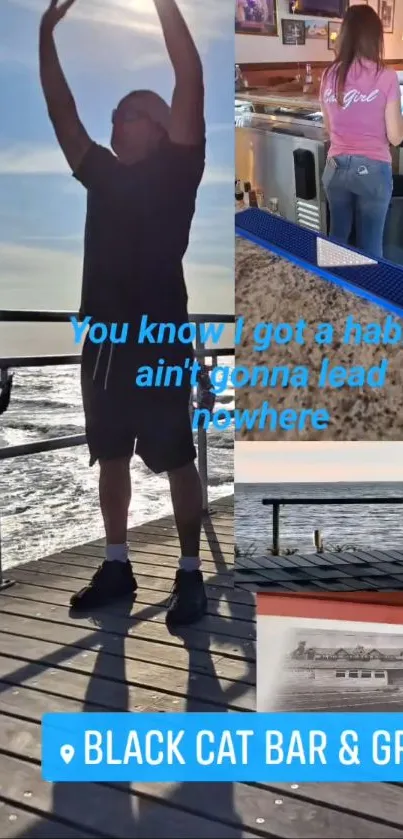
[69,561,137,612]
[166,569,207,627]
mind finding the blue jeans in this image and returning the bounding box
[322,155,393,258]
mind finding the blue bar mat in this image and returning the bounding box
[235,208,403,319]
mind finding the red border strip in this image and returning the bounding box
[256,593,403,624]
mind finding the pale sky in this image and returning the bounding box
[236,442,403,483]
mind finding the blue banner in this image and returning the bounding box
[42,712,403,782]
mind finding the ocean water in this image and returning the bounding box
[0,361,233,570]
[236,482,403,555]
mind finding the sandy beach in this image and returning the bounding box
[235,235,403,440]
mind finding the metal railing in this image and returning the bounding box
[262,496,403,556]
[0,311,235,589]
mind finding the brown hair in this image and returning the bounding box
[324,5,384,106]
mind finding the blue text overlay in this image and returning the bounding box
[70,314,398,433]
[42,712,403,782]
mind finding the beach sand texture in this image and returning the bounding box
[235,235,403,440]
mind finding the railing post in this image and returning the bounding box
[0,367,15,590]
[272,501,280,556]
[0,514,15,591]
[195,329,209,513]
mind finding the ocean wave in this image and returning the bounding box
[2,419,83,437]
[10,397,76,412]
[207,431,233,450]
[206,474,232,487]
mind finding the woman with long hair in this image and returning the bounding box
[320,4,403,257]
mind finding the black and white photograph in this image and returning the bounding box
[378,0,395,33]
[257,615,403,712]
[281,18,306,45]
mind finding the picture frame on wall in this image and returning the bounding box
[281,18,306,46]
[378,0,395,33]
[305,19,328,39]
[235,0,278,36]
[328,20,342,51]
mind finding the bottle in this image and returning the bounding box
[303,63,312,94]
[243,181,252,207]
[235,179,245,210]
[248,189,258,209]
[267,197,281,216]
[235,64,248,91]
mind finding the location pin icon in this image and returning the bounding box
[60,744,75,764]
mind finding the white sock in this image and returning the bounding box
[105,543,129,563]
[179,556,201,572]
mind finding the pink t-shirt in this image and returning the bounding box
[320,60,401,162]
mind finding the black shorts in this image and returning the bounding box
[81,336,196,473]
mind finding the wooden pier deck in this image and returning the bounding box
[1,496,403,837]
[235,549,403,592]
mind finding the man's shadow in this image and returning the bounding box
[17,576,252,837]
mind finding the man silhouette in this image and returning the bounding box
[39,0,207,625]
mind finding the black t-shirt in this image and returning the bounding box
[73,137,206,328]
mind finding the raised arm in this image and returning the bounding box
[154,0,205,146]
[39,0,92,171]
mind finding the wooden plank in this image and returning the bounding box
[125,522,234,545]
[9,557,231,596]
[42,548,233,578]
[0,600,255,683]
[5,565,254,607]
[2,711,402,838]
[1,578,254,622]
[76,540,233,564]
[125,528,234,550]
[0,686,403,826]
[0,751,245,839]
[1,574,252,642]
[57,497,234,561]
[266,782,403,828]
[12,558,234,590]
[0,653,246,714]
[0,632,254,711]
[0,801,94,839]
[47,547,232,575]
[0,602,254,661]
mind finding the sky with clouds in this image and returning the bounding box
[0,0,234,351]
[236,442,403,483]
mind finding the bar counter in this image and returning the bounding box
[235,235,403,441]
